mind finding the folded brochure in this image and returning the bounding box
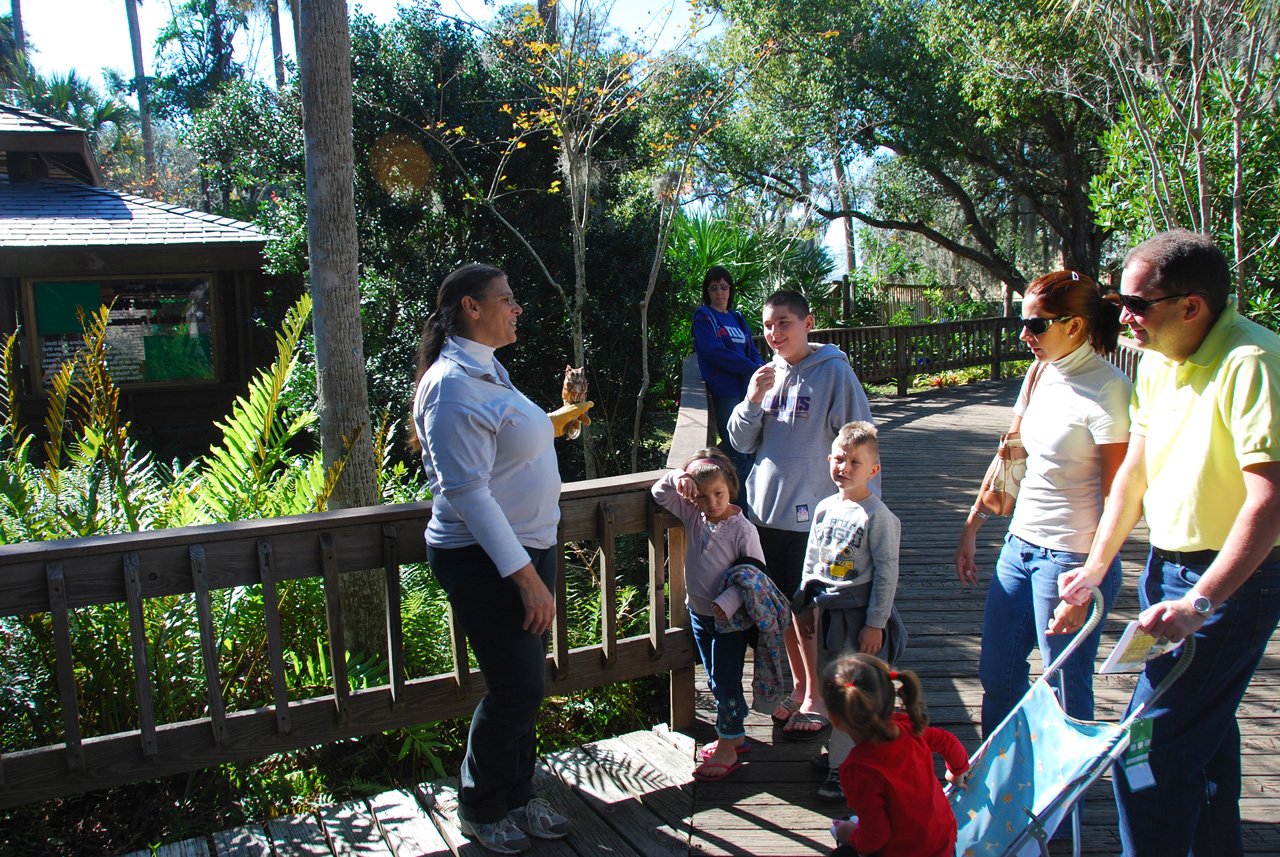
[1098,620,1183,674]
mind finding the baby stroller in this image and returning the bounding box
[948,587,1195,857]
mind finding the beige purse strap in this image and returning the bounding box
[1006,362,1046,434]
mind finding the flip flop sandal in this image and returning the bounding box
[699,738,752,762]
[781,712,831,741]
[692,759,743,782]
[771,697,801,725]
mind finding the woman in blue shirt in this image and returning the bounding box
[692,266,765,494]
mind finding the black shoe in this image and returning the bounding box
[810,749,829,772]
[816,770,845,803]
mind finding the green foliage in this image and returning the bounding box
[665,209,838,322]
[1090,64,1280,290]
[692,0,1115,290]
[201,293,346,521]
[152,0,248,119]
[184,79,305,222]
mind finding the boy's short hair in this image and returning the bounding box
[835,420,879,456]
[763,289,810,319]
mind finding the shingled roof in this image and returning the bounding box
[0,176,267,247]
[0,104,86,135]
[0,103,104,186]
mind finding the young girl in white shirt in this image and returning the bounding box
[651,447,766,782]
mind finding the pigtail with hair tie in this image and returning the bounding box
[889,671,899,681]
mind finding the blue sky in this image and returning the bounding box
[18,0,852,273]
[21,0,707,92]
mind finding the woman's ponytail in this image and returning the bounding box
[409,264,507,452]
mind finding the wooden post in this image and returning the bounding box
[553,521,569,681]
[319,533,351,726]
[122,552,158,757]
[382,526,405,710]
[258,539,293,735]
[895,326,909,396]
[647,503,667,661]
[666,525,696,733]
[46,562,84,772]
[190,545,228,746]
[598,502,617,669]
[991,320,1003,381]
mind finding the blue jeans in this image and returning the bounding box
[713,395,753,506]
[979,532,1121,737]
[690,610,748,739]
[1114,550,1280,857]
[429,543,557,824]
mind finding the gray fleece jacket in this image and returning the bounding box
[727,343,878,532]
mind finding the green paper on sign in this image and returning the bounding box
[35,282,101,335]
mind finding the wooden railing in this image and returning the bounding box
[1110,336,1143,380]
[754,317,1033,394]
[0,477,697,808]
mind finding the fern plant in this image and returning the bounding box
[200,293,349,520]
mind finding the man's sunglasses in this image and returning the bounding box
[1020,315,1074,336]
[1107,291,1204,314]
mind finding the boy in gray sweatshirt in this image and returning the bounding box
[796,421,902,800]
[727,289,878,739]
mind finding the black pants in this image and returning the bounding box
[429,542,556,824]
[757,525,810,602]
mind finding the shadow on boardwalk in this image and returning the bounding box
[144,380,1280,857]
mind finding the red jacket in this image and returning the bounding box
[839,713,969,857]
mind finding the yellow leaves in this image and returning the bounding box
[548,179,562,193]
[502,39,515,47]
[500,103,513,114]
[516,141,527,149]
[820,30,840,38]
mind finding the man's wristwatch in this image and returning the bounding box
[1187,591,1213,616]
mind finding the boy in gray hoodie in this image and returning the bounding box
[727,289,878,740]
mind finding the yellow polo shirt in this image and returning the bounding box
[1132,298,1280,551]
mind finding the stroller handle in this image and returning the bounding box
[1040,586,1105,682]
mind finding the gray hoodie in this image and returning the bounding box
[727,343,878,532]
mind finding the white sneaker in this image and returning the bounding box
[458,815,531,854]
[508,796,570,839]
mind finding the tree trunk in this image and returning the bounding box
[269,0,286,91]
[537,0,558,36]
[289,0,302,59]
[298,0,384,657]
[124,0,156,184]
[830,148,857,276]
[10,0,23,61]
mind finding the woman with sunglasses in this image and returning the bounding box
[692,266,765,497]
[954,271,1130,736]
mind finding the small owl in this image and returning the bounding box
[561,365,589,439]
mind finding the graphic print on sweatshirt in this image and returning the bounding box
[762,385,812,419]
[718,323,748,346]
[814,515,866,580]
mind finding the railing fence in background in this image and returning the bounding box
[0,481,695,808]
[754,316,1032,395]
[0,329,1144,810]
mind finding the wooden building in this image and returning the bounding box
[0,103,290,456]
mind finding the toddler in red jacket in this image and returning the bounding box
[822,653,970,857]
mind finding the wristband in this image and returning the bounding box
[970,506,990,520]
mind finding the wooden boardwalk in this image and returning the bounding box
[135,379,1280,857]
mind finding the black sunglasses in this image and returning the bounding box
[1109,291,1204,314]
[1020,315,1073,336]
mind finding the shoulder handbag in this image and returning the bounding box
[976,364,1045,517]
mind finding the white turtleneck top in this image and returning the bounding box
[1008,341,1133,553]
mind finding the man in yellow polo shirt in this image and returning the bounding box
[1059,230,1280,857]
